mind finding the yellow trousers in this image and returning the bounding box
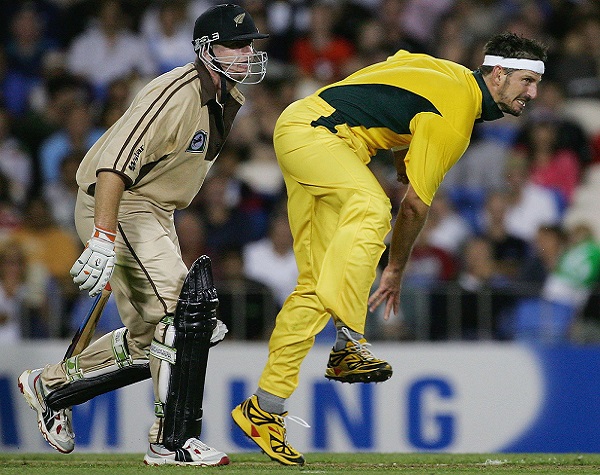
[258,97,392,398]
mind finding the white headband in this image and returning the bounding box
[482,55,545,74]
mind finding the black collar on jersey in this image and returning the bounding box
[194,59,240,107]
[195,60,219,106]
[472,69,504,123]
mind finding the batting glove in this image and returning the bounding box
[71,226,116,297]
[210,319,228,347]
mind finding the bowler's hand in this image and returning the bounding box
[368,265,402,321]
[70,227,116,297]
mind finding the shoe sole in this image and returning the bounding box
[325,367,393,383]
[17,370,74,454]
[231,406,304,466]
[143,456,230,466]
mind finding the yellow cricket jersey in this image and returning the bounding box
[305,50,504,205]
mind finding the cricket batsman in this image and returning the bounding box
[18,3,268,466]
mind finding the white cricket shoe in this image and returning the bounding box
[144,437,230,466]
[18,368,75,454]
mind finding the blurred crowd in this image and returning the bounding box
[0,0,599,345]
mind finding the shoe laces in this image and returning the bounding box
[285,415,310,428]
[279,415,309,448]
[58,408,75,438]
[189,438,211,451]
[341,327,377,360]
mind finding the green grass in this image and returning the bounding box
[0,453,599,475]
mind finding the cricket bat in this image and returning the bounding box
[64,283,112,360]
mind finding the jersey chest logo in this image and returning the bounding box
[186,129,208,153]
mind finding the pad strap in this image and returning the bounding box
[112,327,133,368]
[149,340,176,364]
[150,315,177,365]
[65,355,84,382]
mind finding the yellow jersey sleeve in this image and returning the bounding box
[405,112,470,206]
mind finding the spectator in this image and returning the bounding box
[0,241,27,341]
[236,141,285,207]
[290,0,355,90]
[400,0,455,53]
[542,223,600,313]
[478,190,530,279]
[12,73,89,194]
[27,50,71,115]
[228,76,297,159]
[425,190,473,256]
[517,79,592,168]
[0,107,32,206]
[38,101,104,185]
[442,123,511,193]
[98,76,134,129]
[375,0,424,54]
[503,151,561,243]
[393,216,457,341]
[194,173,264,270]
[430,236,514,340]
[141,1,195,74]
[43,151,82,239]
[3,3,59,114]
[510,223,600,342]
[175,208,207,269]
[215,247,278,340]
[0,173,21,241]
[450,0,509,44]
[0,45,34,118]
[9,197,81,326]
[518,117,581,206]
[66,0,156,100]
[243,212,298,309]
[403,217,457,287]
[519,224,567,288]
[339,17,390,77]
[0,239,54,339]
[429,11,471,65]
[551,15,600,99]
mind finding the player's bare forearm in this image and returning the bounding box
[368,185,429,320]
[94,171,126,233]
[388,185,429,273]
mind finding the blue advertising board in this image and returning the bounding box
[1,342,598,453]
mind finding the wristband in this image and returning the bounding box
[93,226,117,243]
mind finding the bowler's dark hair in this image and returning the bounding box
[479,32,547,76]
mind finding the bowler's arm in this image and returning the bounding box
[368,183,429,321]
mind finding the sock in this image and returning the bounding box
[255,387,286,414]
[334,326,363,351]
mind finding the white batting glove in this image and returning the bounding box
[210,319,228,347]
[70,226,116,297]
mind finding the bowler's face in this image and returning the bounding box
[496,69,542,116]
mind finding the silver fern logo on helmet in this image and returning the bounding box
[233,13,245,26]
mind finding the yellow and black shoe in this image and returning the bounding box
[231,395,304,466]
[325,330,393,383]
